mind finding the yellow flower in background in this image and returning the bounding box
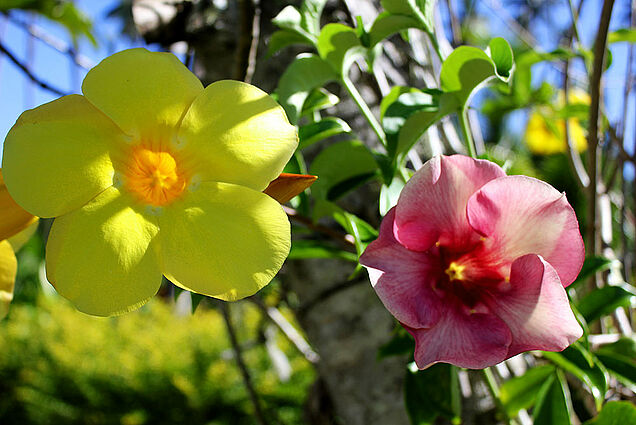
[2,48,298,317]
[0,169,38,319]
[525,89,589,155]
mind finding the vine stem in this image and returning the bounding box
[481,367,512,425]
[220,302,269,425]
[342,76,387,147]
[458,109,477,158]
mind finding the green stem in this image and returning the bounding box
[481,367,512,425]
[458,109,477,158]
[342,76,387,147]
[426,30,445,62]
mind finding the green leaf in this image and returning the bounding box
[380,0,436,34]
[368,12,422,46]
[382,90,439,159]
[380,86,420,120]
[576,285,635,323]
[300,0,329,37]
[301,88,340,116]
[309,140,379,200]
[267,30,314,57]
[298,117,351,149]
[275,54,339,124]
[532,370,572,425]
[378,327,415,359]
[571,256,613,287]
[332,210,378,256]
[404,363,461,425]
[272,5,304,32]
[489,37,514,79]
[397,93,457,159]
[608,29,636,44]
[289,239,357,262]
[440,44,510,109]
[595,337,636,389]
[500,365,555,417]
[379,176,405,216]
[542,342,608,409]
[317,23,367,76]
[584,401,636,425]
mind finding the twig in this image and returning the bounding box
[283,206,356,250]
[297,278,367,316]
[562,57,590,189]
[249,297,320,363]
[6,13,94,70]
[220,302,269,425]
[0,40,67,96]
[586,0,616,275]
[234,0,260,84]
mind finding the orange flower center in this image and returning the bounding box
[125,147,187,206]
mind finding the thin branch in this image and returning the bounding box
[220,302,269,425]
[586,0,616,268]
[234,0,260,83]
[562,58,590,189]
[249,297,320,363]
[297,278,367,316]
[6,13,94,70]
[0,40,67,96]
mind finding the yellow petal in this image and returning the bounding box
[0,169,37,240]
[0,240,17,320]
[263,173,318,204]
[82,48,203,140]
[177,80,298,191]
[46,187,162,316]
[158,182,291,301]
[2,95,124,218]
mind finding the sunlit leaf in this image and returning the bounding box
[299,117,351,149]
[317,23,367,76]
[500,365,555,417]
[289,239,357,262]
[576,285,635,323]
[608,28,636,44]
[584,401,636,425]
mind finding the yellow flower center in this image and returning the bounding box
[125,146,187,206]
[445,262,466,282]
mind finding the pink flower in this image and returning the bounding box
[360,155,584,369]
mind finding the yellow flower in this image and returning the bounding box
[525,89,589,155]
[0,169,38,319]
[2,48,298,316]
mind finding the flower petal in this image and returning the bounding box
[263,173,317,204]
[485,254,582,358]
[2,95,124,218]
[177,80,298,191]
[395,155,506,251]
[406,303,511,369]
[466,175,584,285]
[0,169,37,240]
[158,182,290,301]
[360,208,443,328]
[0,241,17,320]
[46,187,162,316]
[82,48,203,139]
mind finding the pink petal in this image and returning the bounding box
[466,175,584,286]
[360,208,443,329]
[395,155,506,251]
[406,303,512,369]
[485,254,583,358]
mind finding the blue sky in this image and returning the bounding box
[0,0,633,170]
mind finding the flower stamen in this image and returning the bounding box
[125,146,187,206]
[445,262,466,282]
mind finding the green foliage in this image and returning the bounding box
[576,285,635,323]
[584,401,636,425]
[500,365,555,417]
[317,24,367,76]
[595,338,636,390]
[404,363,461,425]
[608,29,636,44]
[571,256,613,287]
[298,117,351,149]
[309,140,379,201]
[0,299,314,425]
[275,54,338,124]
[542,343,608,410]
[1,0,95,45]
[289,239,357,262]
[533,370,572,425]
